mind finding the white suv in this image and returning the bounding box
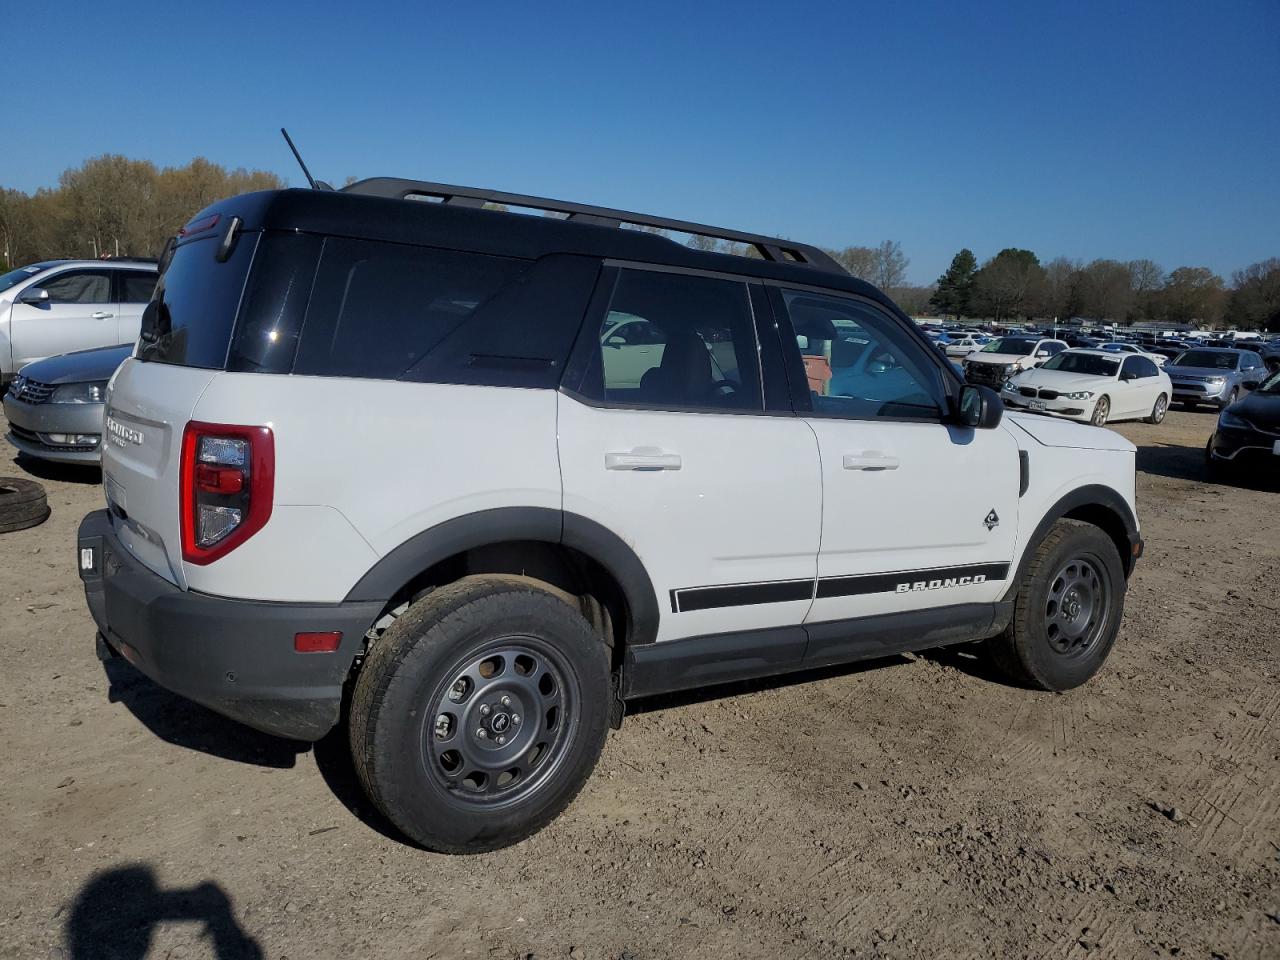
[0,259,157,383]
[78,181,1142,853]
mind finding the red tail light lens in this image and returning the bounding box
[180,421,274,565]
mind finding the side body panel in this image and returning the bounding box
[184,376,561,603]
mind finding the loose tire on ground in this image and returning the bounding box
[985,519,1126,691]
[0,477,50,534]
[349,576,611,853]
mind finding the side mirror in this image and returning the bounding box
[1120,370,1137,382]
[956,384,1003,429]
[17,287,49,305]
[1035,349,1051,358]
[605,335,625,347]
[138,300,166,345]
[1242,379,1260,390]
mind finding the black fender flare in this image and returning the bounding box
[343,507,660,646]
[1002,484,1141,603]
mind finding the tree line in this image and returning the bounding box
[3,154,1276,332]
[0,155,284,268]
[927,247,1279,331]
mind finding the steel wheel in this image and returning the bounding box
[1090,396,1110,426]
[424,638,574,807]
[1043,557,1109,657]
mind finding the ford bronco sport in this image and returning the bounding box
[78,179,1142,852]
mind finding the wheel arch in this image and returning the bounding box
[1003,484,1140,603]
[344,507,661,656]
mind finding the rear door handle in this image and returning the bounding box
[843,451,899,471]
[91,311,114,319]
[605,450,682,471]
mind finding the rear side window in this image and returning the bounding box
[572,268,763,411]
[119,272,157,304]
[137,233,259,368]
[292,238,527,380]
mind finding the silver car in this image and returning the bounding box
[4,344,131,464]
[0,259,156,384]
[1165,347,1267,410]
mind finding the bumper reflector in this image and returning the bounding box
[294,631,342,654]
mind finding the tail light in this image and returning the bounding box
[180,421,274,565]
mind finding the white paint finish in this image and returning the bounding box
[191,373,562,557]
[557,394,822,643]
[101,359,218,586]
[184,505,379,602]
[806,418,1021,622]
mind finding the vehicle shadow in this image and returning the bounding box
[627,654,913,715]
[917,642,1014,686]
[311,719,419,847]
[8,451,102,485]
[1135,438,1280,491]
[65,865,261,960]
[102,657,308,769]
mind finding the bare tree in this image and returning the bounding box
[873,240,909,290]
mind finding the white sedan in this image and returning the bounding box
[999,349,1172,427]
[1098,341,1167,366]
[944,333,992,357]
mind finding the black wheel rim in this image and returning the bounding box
[421,637,575,808]
[1044,556,1109,657]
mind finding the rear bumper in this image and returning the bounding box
[78,509,383,741]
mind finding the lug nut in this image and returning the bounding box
[476,728,487,739]
[511,714,521,725]
[500,696,511,707]
[479,704,491,716]
[496,735,507,745]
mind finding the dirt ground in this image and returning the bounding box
[0,405,1277,960]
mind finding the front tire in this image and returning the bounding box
[986,519,1126,691]
[1090,396,1110,427]
[349,577,611,853]
[1144,393,1169,424]
[1219,388,1238,411]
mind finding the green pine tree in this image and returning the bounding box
[930,248,978,319]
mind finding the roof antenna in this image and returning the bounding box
[280,128,332,190]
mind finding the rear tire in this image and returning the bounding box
[1144,393,1169,424]
[986,519,1125,691]
[0,477,50,534]
[349,576,611,853]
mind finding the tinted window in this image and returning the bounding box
[119,272,157,304]
[137,233,259,368]
[578,268,762,411]
[783,289,943,420]
[983,337,1036,355]
[39,270,111,304]
[1131,357,1159,378]
[1041,341,1066,356]
[292,238,527,380]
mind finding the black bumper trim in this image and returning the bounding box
[78,510,383,741]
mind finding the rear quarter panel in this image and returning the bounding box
[185,376,561,603]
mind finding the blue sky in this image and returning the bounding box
[7,0,1277,284]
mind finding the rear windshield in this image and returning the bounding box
[1171,350,1239,370]
[136,233,259,368]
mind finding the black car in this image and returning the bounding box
[1206,367,1280,473]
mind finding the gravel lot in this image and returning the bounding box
[1,405,1277,960]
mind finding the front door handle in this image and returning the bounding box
[843,451,899,471]
[91,311,114,319]
[605,450,682,471]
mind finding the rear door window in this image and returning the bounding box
[118,271,158,304]
[572,268,763,411]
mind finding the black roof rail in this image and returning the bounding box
[340,177,846,275]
